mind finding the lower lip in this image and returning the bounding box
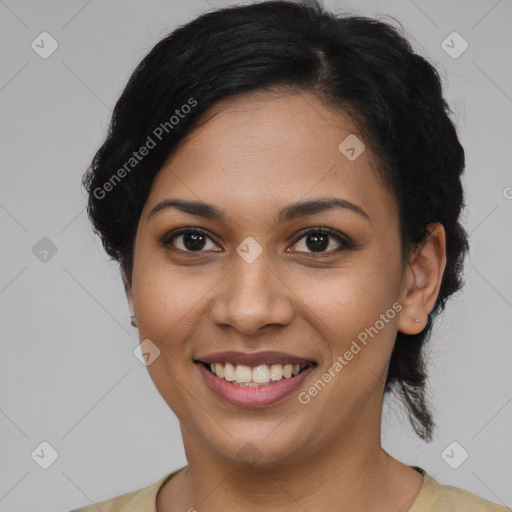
[197,363,315,407]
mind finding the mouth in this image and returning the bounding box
[193,352,317,407]
[195,361,316,387]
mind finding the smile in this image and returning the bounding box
[195,358,317,407]
[203,361,314,386]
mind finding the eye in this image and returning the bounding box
[289,228,351,256]
[160,227,354,256]
[160,228,221,253]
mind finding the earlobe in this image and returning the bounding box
[397,223,447,335]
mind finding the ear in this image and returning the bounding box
[397,222,447,335]
[123,272,135,314]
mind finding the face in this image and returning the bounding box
[127,90,418,468]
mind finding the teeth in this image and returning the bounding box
[234,364,252,383]
[252,365,270,383]
[214,363,224,379]
[269,364,283,381]
[208,362,310,385]
[223,362,236,381]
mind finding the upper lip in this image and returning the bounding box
[194,351,316,367]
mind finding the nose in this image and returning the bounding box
[209,251,294,336]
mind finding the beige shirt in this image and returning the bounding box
[69,466,509,512]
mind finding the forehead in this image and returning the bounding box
[143,91,397,226]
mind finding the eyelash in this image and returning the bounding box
[159,227,355,257]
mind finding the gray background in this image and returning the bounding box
[1,0,511,510]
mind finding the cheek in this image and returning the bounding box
[133,265,210,347]
[297,262,399,328]
[131,262,211,417]
[290,257,401,371]
[132,231,216,332]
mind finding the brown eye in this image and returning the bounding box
[290,228,351,255]
[161,228,222,253]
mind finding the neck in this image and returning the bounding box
[157,415,423,512]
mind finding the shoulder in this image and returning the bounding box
[67,471,176,512]
[412,470,510,512]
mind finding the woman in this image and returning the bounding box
[71,1,507,510]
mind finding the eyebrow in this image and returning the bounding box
[148,197,370,224]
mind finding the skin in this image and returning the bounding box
[124,90,446,512]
